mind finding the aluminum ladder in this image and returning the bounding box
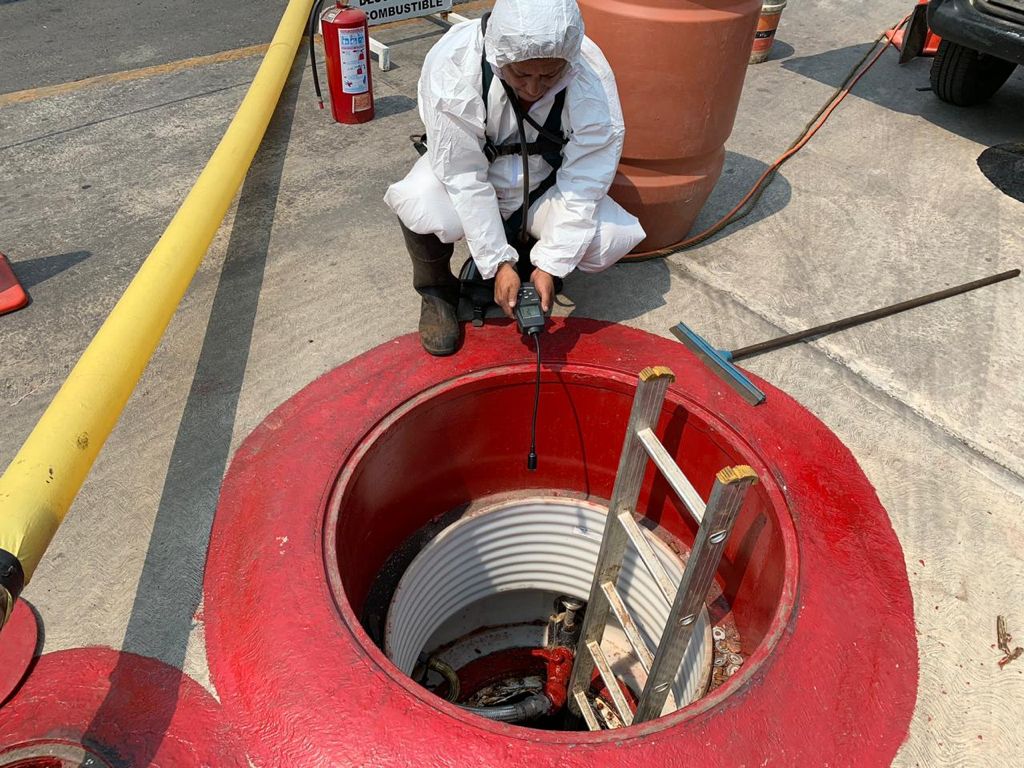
[567,366,758,728]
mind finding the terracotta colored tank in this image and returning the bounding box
[578,0,762,252]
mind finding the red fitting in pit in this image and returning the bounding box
[531,647,574,713]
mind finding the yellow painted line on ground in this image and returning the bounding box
[0,44,271,107]
[0,1,494,108]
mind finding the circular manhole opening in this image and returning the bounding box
[204,323,919,764]
[325,365,795,735]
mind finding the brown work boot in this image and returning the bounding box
[418,294,459,356]
[399,218,461,356]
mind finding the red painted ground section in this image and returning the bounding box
[204,318,918,767]
[0,647,247,767]
[0,600,38,706]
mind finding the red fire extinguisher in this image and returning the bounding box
[309,1,374,124]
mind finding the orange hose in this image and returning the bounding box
[625,14,913,261]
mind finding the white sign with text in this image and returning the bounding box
[349,0,454,26]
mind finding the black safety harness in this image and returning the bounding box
[414,12,569,245]
[479,13,568,242]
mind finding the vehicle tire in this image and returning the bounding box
[930,39,1017,106]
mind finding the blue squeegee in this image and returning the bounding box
[670,323,767,406]
[671,268,1020,407]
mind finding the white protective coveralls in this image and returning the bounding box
[383,0,645,280]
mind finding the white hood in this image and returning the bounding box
[484,0,585,71]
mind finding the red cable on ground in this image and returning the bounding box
[625,14,912,262]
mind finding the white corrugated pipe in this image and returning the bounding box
[386,497,712,715]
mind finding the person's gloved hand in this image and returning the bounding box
[495,262,521,319]
[531,268,555,313]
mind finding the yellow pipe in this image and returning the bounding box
[0,0,314,598]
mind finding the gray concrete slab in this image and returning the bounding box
[1,0,1023,765]
[0,0,285,94]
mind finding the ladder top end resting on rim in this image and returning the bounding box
[639,366,675,383]
[716,465,759,485]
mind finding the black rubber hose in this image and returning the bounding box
[427,657,461,703]
[459,692,551,722]
[0,548,25,629]
[309,0,330,109]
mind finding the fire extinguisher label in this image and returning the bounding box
[339,28,369,95]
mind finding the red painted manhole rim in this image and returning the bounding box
[0,600,39,706]
[204,319,918,767]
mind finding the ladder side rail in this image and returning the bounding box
[633,466,759,723]
[567,367,675,714]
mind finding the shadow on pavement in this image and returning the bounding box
[977,143,1024,204]
[558,151,792,338]
[10,250,90,289]
[375,93,418,117]
[764,38,795,62]
[782,42,1024,146]
[688,150,793,245]
[81,51,305,768]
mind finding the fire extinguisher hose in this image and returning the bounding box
[309,0,331,108]
[0,0,316,623]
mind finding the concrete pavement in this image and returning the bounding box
[1,0,1022,764]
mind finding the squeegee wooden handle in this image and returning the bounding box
[729,268,1020,362]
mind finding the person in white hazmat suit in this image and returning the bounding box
[384,0,645,356]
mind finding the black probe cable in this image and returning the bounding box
[502,79,533,246]
[503,83,546,470]
[499,82,542,470]
[514,108,531,245]
[527,331,541,471]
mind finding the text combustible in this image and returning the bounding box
[359,0,448,22]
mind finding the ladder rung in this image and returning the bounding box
[573,690,602,731]
[636,427,706,524]
[600,580,653,672]
[586,640,634,726]
[618,512,677,605]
